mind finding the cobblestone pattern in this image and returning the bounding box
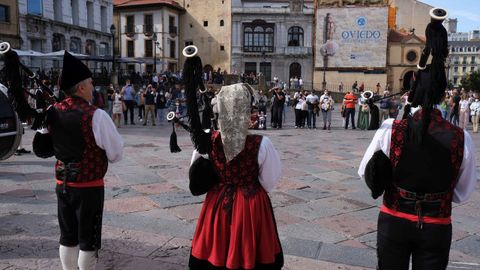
[1,107,479,269]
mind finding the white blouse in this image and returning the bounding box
[358,119,477,203]
[190,136,281,192]
[92,109,124,163]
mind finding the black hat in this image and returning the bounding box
[59,51,92,92]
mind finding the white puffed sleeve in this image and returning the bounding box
[92,109,124,163]
[257,136,282,192]
[453,131,478,203]
[358,119,394,181]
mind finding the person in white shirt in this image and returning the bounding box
[305,91,319,129]
[50,51,123,270]
[458,93,470,129]
[469,96,480,133]
[319,90,334,130]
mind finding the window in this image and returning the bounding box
[472,56,476,64]
[185,41,193,47]
[220,45,225,51]
[203,21,208,27]
[454,67,458,72]
[454,77,458,84]
[0,5,10,22]
[28,0,43,16]
[126,15,135,33]
[245,62,257,75]
[144,14,153,33]
[85,40,95,55]
[86,1,94,29]
[70,37,81,53]
[145,39,153,57]
[220,20,224,27]
[462,66,466,73]
[53,0,62,22]
[260,62,271,82]
[406,50,417,62]
[127,40,134,57]
[288,26,304,46]
[170,40,176,58]
[463,56,467,64]
[99,42,109,56]
[243,20,274,52]
[71,0,79,25]
[101,6,107,32]
[52,33,65,51]
[471,67,475,72]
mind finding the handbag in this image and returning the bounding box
[188,156,220,196]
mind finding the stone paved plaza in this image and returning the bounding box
[1,107,479,270]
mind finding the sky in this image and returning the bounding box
[420,0,480,32]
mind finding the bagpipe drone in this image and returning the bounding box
[0,41,58,160]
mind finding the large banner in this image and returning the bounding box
[315,7,388,68]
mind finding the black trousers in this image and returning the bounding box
[272,105,283,128]
[344,108,356,128]
[377,212,451,270]
[56,185,104,251]
[123,100,135,124]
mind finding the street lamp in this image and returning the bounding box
[153,32,157,74]
[320,41,338,91]
[110,24,117,85]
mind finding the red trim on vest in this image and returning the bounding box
[56,179,104,188]
[380,205,451,225]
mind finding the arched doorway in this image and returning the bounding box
[289,62,301,86]
[203,64,213,81]
[403,70,415,91]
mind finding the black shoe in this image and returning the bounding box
[352,127,356,130]
[143,123,147,126]
[17,148,31,154]
[131,122,135,125]
[152,123,156,126]
[323,126,326,130]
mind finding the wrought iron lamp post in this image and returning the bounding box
[110,24,117,85]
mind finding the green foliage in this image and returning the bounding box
[460,71,480,91]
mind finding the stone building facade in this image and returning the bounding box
[386,29,425,93]
[448,41,480,87]
[0,0,20,48]
[113,0,184,74]
[313,0,432,93]
[231,0,314,88]
[178,0,232,74]
[18,0,114,71]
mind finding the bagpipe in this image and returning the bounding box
[167,45,215,154]
[364,7,449,199]
[0,41,58,160]
[167,45,220,196]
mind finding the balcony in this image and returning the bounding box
[143,24,153,36]
[284,46,312,56]
[124,24,136,37]
[169,26,177,36]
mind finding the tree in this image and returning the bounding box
[460,71,480,91]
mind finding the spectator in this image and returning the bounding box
[343,91,357,129]
[120,79,136,125]
[155,89,167,125]
[320,90,334,130]
[306,90,320,129]
[143,85,156,126]
[379,91,391,123]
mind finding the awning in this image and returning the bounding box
[40,50,88,59]
[12,49,45,57]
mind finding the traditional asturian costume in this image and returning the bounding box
[358,8,477,270]
[50,52,123,270]
[188,83,284,270]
